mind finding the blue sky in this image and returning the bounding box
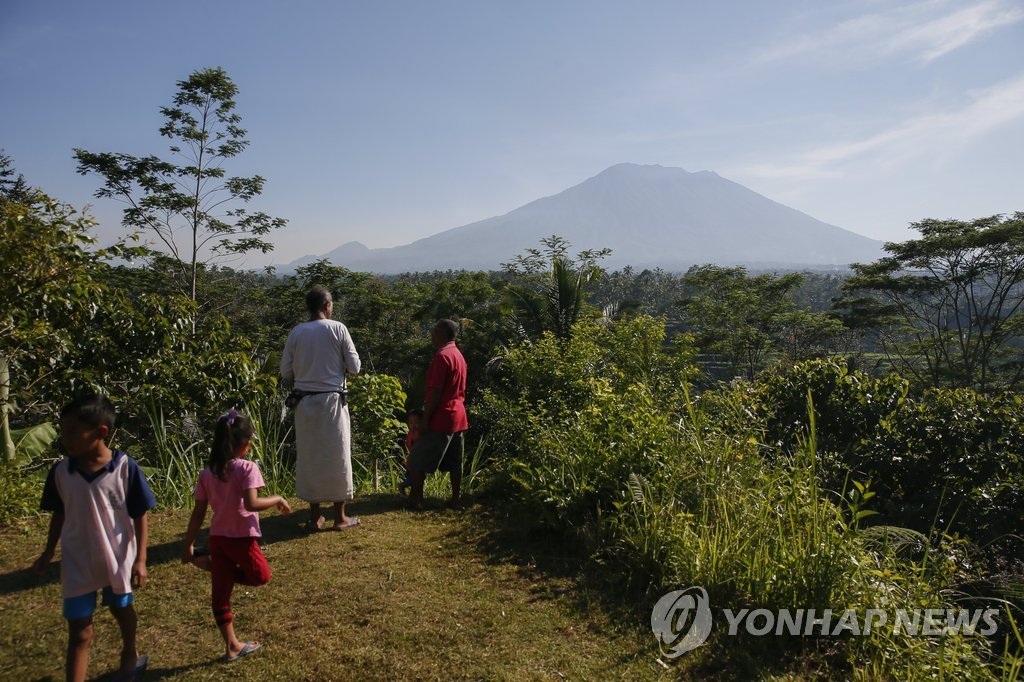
[2,0,1022,267]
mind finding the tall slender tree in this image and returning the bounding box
[75,67,286,303]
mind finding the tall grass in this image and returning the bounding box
[144,400,207,508]
[243,394,294,497]
[145,390,486,505]
[352,435,490,499]
[144,393,295,507]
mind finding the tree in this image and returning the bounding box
[591,266,687,324]
[0,194,106,461]
[0,150,32,203]
[679,265,840,379]
[838,214,1024,391]
[502,236,610,341]
[75,67,287,304]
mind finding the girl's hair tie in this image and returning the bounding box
[219,409,239,426]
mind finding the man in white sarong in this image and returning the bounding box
[281,286,362,531]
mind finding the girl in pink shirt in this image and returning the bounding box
[181,410,291,662]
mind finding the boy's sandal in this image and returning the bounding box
[306,515,326,532]
[113,654,148,681]
[224,641,262,663]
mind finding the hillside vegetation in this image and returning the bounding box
[2,170,1023,678]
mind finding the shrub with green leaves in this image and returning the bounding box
[745,360,1024,554]
[348,373,407,492]
[475,316,696,533]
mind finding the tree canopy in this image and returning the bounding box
[838,213,1024,391]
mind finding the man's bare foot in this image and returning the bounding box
[329,517,360,531]
[306,515,325,532]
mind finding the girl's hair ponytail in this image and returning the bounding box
[209,409,254,481]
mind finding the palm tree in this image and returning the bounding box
[507,254,596,340]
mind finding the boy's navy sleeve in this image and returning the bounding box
[40,463,63,514]
[125,456,158,518]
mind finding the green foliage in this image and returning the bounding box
[243,393,294,498]
[747,359,910,458]
[861,388,1024,551]
[480,325,1016,678]
[476,316,697,534]
[144,402,205,508]
[680,264,844,379]
[143,392,294,508]
[502,236,609,341]
[0,193,111,461]
[0,149,31,203]
[349,374,407,492]
[61,291,275,425]
[590,265,687,323]
[747,359,1024,554]
[75,67,287,302]
[0,466,40,525]
[9,422,57,466]
[839,213,1024,392]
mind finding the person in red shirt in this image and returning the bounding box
[408,319,469,510]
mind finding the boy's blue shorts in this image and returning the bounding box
[63,587,133,620]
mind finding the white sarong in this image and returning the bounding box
[294,392,353,503]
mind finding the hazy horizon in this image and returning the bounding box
[2,0,1022,268]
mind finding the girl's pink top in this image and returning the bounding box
[194,459,265,538]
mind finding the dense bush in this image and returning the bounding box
[747,360,1024,554]
[475,316,696,534]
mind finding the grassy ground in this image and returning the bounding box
[0,494,674,681]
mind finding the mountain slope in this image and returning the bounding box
[292,163,883,272]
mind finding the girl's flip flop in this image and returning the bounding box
[224,641,262,663]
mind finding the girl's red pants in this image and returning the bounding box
[209,535,271,626]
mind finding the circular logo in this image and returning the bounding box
[651,586,713,658]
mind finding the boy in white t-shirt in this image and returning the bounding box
[33,393,157,682]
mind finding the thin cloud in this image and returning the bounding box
[737,74,1024,181]
[757,0,1024,66]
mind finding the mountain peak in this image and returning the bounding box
[337,240,369,252]
[596,162,689,176]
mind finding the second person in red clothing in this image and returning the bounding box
[408,319,469,510]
